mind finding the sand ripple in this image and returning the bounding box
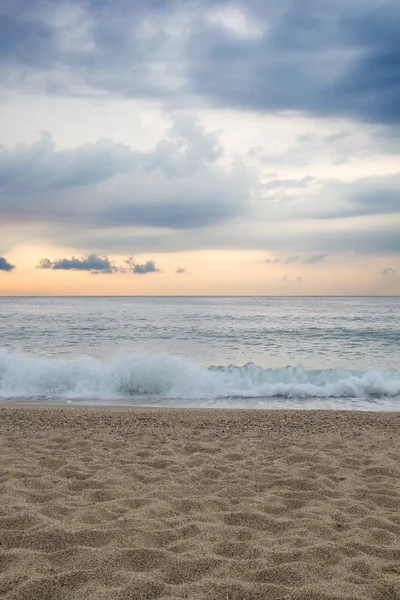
[0,407,399,599]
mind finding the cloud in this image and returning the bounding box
[47,209,400,261]
[0,132,135,191]
[263,254,327,265]
[0,115,398,265]
[142,116,223,177]
[305,253,328,264]
[130,260,160,274]
[1,1,399,125]
[0,117,221,191]
[189,1,400,125]
[0,257,15,271]
[382,267,396,277]
[263,258,280,264]
[260,176,316,191]
[175,266,192,275]
[0,116,248,232]
[38,254,118,274]
[258,172,400,221]
[37,254,162,275]
[251,126,400,167]
[100,197,239,230]
[346,186,400,219]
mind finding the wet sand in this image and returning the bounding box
[1,406,400,599]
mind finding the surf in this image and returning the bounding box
[1,348,399,406]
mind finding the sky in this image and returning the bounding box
[0,0,399,296]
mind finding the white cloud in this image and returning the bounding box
[208,5,265,39]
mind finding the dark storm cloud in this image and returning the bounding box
[38,254,118,274]
[188,1,400,125]
[0,0,399,124]
[195,1,400,122]
[0,256,15,271]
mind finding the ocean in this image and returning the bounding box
[0,296,399,410]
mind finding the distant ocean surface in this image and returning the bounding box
[0,296,399,410]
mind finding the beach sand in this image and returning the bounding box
[0,406,399,600]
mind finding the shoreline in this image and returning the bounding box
[1,406,400,599]
[2,402,400,423]
[1,398,399,412]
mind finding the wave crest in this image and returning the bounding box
[0,348,399,405]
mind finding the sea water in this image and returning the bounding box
[0,296,399,410]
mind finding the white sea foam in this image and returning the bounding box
[0,348,399,409]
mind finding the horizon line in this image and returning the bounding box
[0,295,399,299]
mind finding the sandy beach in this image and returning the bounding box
[0,407,399,600]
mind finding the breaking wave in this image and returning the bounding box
[0,348,399,408]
